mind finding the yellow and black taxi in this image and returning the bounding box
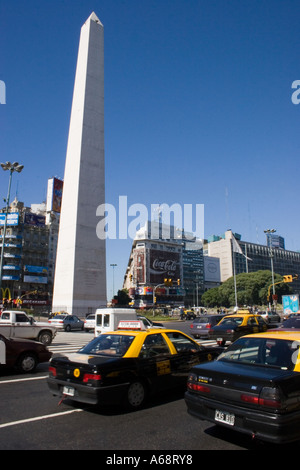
[208,312,268,346]
[185,330,300,444]
[47,321,219,409]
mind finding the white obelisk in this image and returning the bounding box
[52,12,107,314]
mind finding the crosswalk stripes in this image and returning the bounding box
[49,333,93,356]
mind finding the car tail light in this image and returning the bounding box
[49,366,57,377]
[206,323,211,329]
[190,324,194,329]
[187,373,211,393]
[82,373,102,384]
[187,382,211,393]
[241,387,282,409]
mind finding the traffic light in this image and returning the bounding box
[177,279,180,286]
[283,275,293,283]
[164,278,172,286]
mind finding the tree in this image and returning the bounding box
[201,270,292,307]
[113,289,131,306]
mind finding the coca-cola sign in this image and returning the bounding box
[149,249,181,284]
[152,258,177,274]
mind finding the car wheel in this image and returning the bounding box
[17,353,37,373]
[65,325,71,332]
[125,381,147,409]
[38,330,52,345]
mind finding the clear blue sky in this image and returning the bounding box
[1,0,300,298]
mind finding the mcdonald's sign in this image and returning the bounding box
[1,288,11,300]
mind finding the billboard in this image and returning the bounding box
[134,249,145,284]
[282,295,299,315]
[47,177,63,213]
[204,256,221,283]
[0,212,19,226]
[149,249,181,285]
[24,212,45,226]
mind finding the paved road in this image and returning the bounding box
[0,367,261,451]
[0,324,286,451]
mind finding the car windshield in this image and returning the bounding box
[217,337,299,370]
[78,334,135,357]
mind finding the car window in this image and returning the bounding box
[15,314,29,322]
[218,337,298,370]
[139,333,170,358]
[198,316,210,323]
[79,334,135,357]
[247,317,257,326]
[165,332,200,353]
[256,317,266,326]
[1,312,10,320]
[220,317,243,326]
[139,317,151,327]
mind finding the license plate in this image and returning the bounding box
[63,386,75,396]
[215,409,235,426]
[217,338,223,342]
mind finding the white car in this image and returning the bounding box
[137,316,164,329]
[84,314,96,331]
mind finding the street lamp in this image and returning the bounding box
[0,162,24,291]
[264,229,276,309]
[110,263,117,298]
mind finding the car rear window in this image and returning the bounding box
[79,334,135,357]
[218,337,299,370]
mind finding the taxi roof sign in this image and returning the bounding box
[117,320,146,331]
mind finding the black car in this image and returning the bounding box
[47,323,220,409]
[208,313,268,346]
[279,316,300,329]
[185,331,300,444]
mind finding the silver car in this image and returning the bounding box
[190,314,225,339]
[48,314,84,332]
[84,314,96,331]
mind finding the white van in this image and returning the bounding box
[94,308,138,337]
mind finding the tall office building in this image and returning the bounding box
[52,13,106,314]
[207,230,300,295]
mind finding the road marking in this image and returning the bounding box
[0,376,48,385]
[0,408,83,429]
